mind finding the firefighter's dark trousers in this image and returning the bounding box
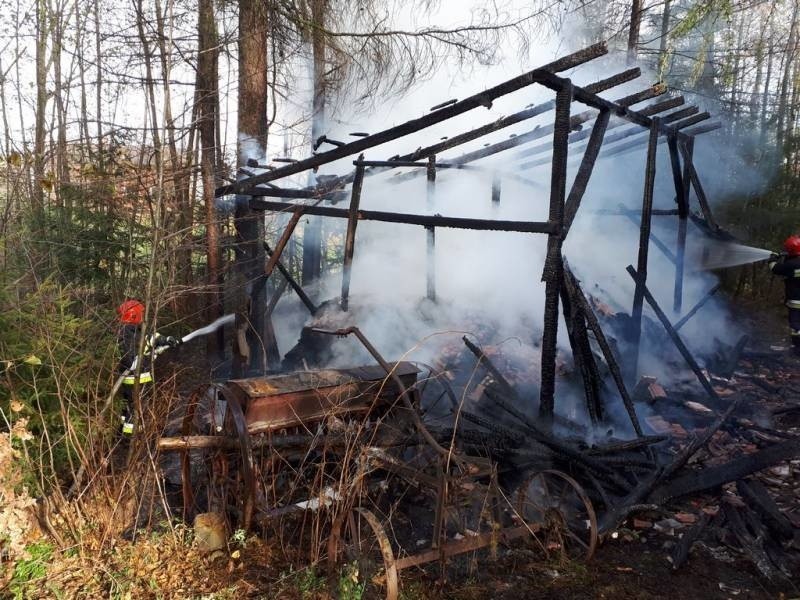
[789,308,800,348]
[121,382,152,419]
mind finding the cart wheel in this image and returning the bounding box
[514,469,597,561]
[180,384,255,530]
[329,508,399,600]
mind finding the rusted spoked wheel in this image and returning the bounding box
[180,384,255,530]
[328,507,399,600]
[514,469,598,561]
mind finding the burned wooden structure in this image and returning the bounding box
[221,41,723,422]
[157,43,800,595]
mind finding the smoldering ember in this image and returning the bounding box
[3,3,800,599]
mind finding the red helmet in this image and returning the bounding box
[784,236,800,257]
[117,299,145,325]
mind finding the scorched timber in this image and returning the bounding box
[263,241,318,315]
[248,199,557,233]
[221,43,609,195]
[600,122,721,160]
[439,85,667,172]
[396,67,642,165]
[266,67,644,197]
[539,82,571,422]
[513,95,686,165]
[648,437,800,504]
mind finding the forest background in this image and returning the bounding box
[0,0,797,596]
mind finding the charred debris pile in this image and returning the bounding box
[168,43,799,584]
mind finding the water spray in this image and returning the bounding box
[181,314,236,343]
[693,242,774,271]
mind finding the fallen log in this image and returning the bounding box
[736,479,795,540]
[648,437,800,504]
[724,503,783,582]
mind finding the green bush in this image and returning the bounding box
[8,541,54,600]
[0,278,116,487]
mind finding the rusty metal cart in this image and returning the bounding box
[159,327,597,600]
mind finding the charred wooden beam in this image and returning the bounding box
[598,122,721,160]
[586,435,667,455]
[564,264,645,436]
[222,43,608,194]
[451,85,666,170]
[462,336,520,400]
[673,111,711,130]
[341,159,366,311]
[249,199,557,233]
[539,82,572,423]
[681,122,721,137]
[629,119,660,382]
[518,97,686,166]
[560,281,603,424]
[662,105,700,124]
[263,241,318,315]
[668,134,688,314]
[639,95,686,116]
[534,70,672,131]
[724,504,784,582]
[426,155,437,302]
[264,209,304,278]
[397,68,642,165]
[591,208,680,216]
[521,100,686,170]
[627,265,722,404]
[736,479,795,540]
[674,283,721,331]
[483,386,620,478]
[678,138,719,231]
[255,234,296,364]
[563,109,610,234]
[238,186,330,199]
[647,436,800,504]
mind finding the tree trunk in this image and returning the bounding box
[658,0,671,74]
[302,0,327,286]
[154,0,194,293]
[74,0,91,165]
[627,0,643,63]
[760,37,775,147]
[51,0,69,193]
[776,1,799,154]
[197,0,224,358]
[93,0,103,170]
[33,0,49,238]
[236,0,278,374]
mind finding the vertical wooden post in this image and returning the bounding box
[629,117,660,381]
[668,134,688,314]
[564,265,645,437]
[426,154,436,302]
[491,173,501,208]
[538,81,572,423]
[341,156,366,311]
[560,279,602,424]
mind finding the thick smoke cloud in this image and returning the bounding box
[265,42,754,435]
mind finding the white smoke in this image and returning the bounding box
[262,22,757,435]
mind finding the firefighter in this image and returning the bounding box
[769,235,800,353]
[117,299,180,434]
